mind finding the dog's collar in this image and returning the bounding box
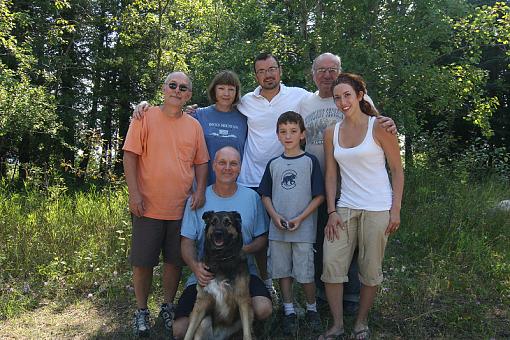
[206,253,237,273]
[210,254,236,262]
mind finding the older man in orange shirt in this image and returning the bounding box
[123,71,209,337]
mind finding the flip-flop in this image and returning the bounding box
[317,329,345,340]
[353,326,370,340]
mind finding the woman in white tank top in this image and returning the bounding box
[318,74,404,340]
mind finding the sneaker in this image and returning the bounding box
[267,283,280,305]
[282,313,297,336]
[133,308,150,337]
[305,310,322,333]
[159,303,175,331]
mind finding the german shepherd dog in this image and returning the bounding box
[184,211,253,340]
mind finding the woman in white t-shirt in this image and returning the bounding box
[318,73,404,340]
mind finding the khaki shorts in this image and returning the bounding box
[321,208,389,286]
[269,240,315,283]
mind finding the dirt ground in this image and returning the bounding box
[0,299,171,339]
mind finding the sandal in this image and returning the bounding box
[317,329,345,340]
[353,326,370,340]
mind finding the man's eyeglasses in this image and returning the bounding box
[315,67,339,74]
[167,82,190,92]
[255,66,279,76]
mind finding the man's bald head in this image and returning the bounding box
[213,146,241,185]
[214,146,241,163]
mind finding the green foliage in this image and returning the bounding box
[378,167,510,337]
[453,2,510,62]
[0,184,131,319]
[0,0,509,182]
[0,68,59,143]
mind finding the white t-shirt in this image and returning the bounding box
[237,83,310,187]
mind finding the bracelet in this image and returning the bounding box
[327,210,337,215]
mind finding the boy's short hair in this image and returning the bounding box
[276,111,306,133]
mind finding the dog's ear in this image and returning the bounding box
[233,211,242,232]
[202,211,214,224]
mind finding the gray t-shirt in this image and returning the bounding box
[258,152,324,243]
[298,92,344,174]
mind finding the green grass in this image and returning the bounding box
[0,168,509,338]
[0,184,132,318]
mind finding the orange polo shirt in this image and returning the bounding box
[123,106,209,220]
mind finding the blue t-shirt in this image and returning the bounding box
[193,105,248,185]
[258,152,324,243]
[181,185,269,287]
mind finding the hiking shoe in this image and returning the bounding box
[159,303,175,331]
[305,310,322,333]
[282,313,297,336]
[133,308,150,337]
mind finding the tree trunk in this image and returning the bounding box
[404,133,414,169]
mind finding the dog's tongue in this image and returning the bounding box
[213,231,224,246]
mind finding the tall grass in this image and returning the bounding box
[0,168,508,338]
[0,184,131,318]
[376,168,510,338]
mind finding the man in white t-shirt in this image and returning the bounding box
[236,53,310,188]
[235,53,311,298]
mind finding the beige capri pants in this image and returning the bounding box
[321,207,389,286]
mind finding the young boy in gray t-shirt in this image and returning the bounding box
[258,111,325,335]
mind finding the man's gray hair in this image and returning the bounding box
[164,71,193,90]
[312,53,342,73]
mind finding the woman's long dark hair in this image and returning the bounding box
[332,73,379,117]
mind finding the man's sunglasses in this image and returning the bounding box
[167,82,189,92]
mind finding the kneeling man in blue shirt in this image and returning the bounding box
[172,146,273,339]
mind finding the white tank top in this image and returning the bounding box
[333,116,392,211]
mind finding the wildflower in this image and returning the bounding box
[23,283,30,294]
